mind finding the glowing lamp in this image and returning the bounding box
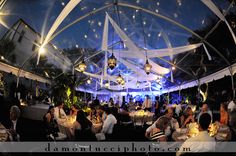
[39,47,46,55]
[78,59,87,72]
[87,78,91,84]
[108,53,117,70]
[136,81,140,88]
[105,81,110,88]
[116,74,123,84]
[144,59,152,75]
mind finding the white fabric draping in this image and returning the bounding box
[109,79,149,90]
[115,57,157,81]
[105,12,139,52]
[106,13,170,75]
[201,0,236,44]
[162,63,236,93]
[109,43,203,58]
[41,0,81,47]
[37,0,81,65]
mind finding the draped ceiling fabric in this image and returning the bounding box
[81,14,213,91]
[162,63,236,94]
[1,0,236,93]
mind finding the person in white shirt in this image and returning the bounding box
[142,95,152,112]
[175,103,182,117]
[176,113,215,156]
[101,107,117,140]
[197,104,213,123]
[228,99,236,112]
[54,102,67,124]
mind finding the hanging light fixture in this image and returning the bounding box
[108,53,117,70]
[105,81,110,88]
[156,75,162,83]
[121,79,125,88]
[144,59,152,75]
[121,78,125,86]
[139,9,152,75]
[116,73,123,85]
[87,77,92,84]
[136,81,140,88]
[107,8,117,70]
[78,59,87,72]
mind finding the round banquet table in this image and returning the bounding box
[0,123,8,142]
[172,124,231,142]
[129,111,154,126]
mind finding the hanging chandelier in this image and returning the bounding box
[116,73,123,85]
[136,81,140,88]
[144,59,152,75]
[108,53,117,70]
[156,75,162,83]
[121,79,125,86]
[87,78,92,84]
[78,59,87,72]
[105,81,110,88]
[121,80,125,88]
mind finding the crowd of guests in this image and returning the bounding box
[1,94,236,150]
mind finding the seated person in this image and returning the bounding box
[54,102,67,124]
[181,107,195,128]
[128,98,136,112]
[197,104,213,123]
[96,106,106,123]
[219,103,228,125]
[177,113,215,156]
[70,105,78,117]
[101,107,117,140]
[6,105,23,141]
[149,116,169,142]
[228,98,236,112]
[71,110,96,141]
[145,108,179,139]
[229,109,236,141]
[88,107,97,122]
[43,106,59,137]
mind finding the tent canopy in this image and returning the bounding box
[0,0,235,92]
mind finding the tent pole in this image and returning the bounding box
[229,66,235,99]
[197,79,201,108]
[178,86,181,102]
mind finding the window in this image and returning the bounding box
[17,30,25,43]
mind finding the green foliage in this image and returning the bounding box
[51,73,87,109]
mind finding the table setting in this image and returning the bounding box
[172,122,231,142]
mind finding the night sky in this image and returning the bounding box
[0,0,233,50]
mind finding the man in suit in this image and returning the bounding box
[7,105,22,141]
